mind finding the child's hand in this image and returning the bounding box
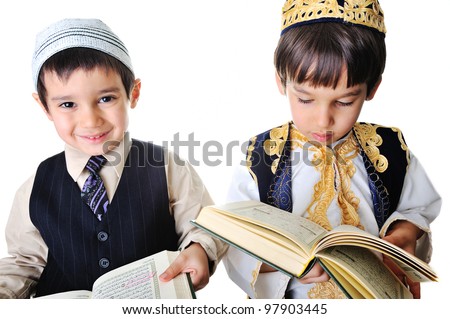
[382,220,424,299]
[159,243,210,291]
[298,262,330,284]
[260,262,329,284]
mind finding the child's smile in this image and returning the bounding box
[77,130,112,144]
[35,67,139,156]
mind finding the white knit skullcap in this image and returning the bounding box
[32,18,133,90]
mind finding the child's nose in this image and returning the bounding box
[80,106,103,127]
[317,106,334,128]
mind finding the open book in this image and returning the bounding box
[37,250,195,299]
[191,201,438,299]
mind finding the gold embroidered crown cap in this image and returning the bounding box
[281,0,386,35]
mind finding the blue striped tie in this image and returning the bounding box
[81,155,109,221]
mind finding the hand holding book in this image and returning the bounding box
[36,250,196,299]
[159,242,210,291]
[191,200,438,299]
[382,219,426,298]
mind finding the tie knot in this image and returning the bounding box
[86,155,107,174]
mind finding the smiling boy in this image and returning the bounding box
[0,18,225,298]
[37,61,136,156]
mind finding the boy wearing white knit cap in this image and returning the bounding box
[0,18,226,298]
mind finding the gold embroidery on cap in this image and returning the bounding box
[281,0,386,34]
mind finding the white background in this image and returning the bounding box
[0,0,449,316]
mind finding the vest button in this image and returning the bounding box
[99,258,110,269]
[97,231,109,242]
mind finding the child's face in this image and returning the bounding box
[34,67,140,156]
[278,71,372,145]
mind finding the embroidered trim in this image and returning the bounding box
[353,123,388,173]
[251,261,261,293]
[281,124,362,230]
[308,280,347,299]
[334,134,361,228]
[289,125,309,150]
[353,123,401,228]
[263,123,290,174]
[246,136,258,186]
[360,149,390,228]
[391,127,410,167]
[281,0,386,34]
[303,132,362,230]
[268,139,293,212]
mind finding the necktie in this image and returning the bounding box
[81,155,109,221]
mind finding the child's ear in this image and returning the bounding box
[32,93,53,121]
[366,78,382,101]
[130,79,141,109]
[275,71,286,95]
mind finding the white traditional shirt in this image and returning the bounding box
[223,124,441,299]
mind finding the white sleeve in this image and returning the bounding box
[222,164,290,298]
[380,152,441,262]
[0,175,47,298]
[225,163,260,202]
[165,150,227,273]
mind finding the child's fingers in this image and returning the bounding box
[159,255,186,282]
[298,262,330,284]
[158,245,209,291]
[383,255,421,298]
[408,279,421,299]
[382,255,404,278]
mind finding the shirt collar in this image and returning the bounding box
[65,132,132,182]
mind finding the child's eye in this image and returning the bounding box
[59,102,75,108]
[336,101,353,107]
[298,98,313,104]
[99,96,114,103]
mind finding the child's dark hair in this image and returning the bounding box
[37,47,135,110]
[274,23,386,95]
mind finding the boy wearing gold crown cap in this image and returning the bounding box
[223,0,440,299]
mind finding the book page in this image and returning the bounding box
[210,201,328,251]
[193,214,311,277]
[316,245,413,299]
[35,290,92,299]
[91,250,194,299]
[318,225,437,282]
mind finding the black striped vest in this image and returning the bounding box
[30,139,178,297]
